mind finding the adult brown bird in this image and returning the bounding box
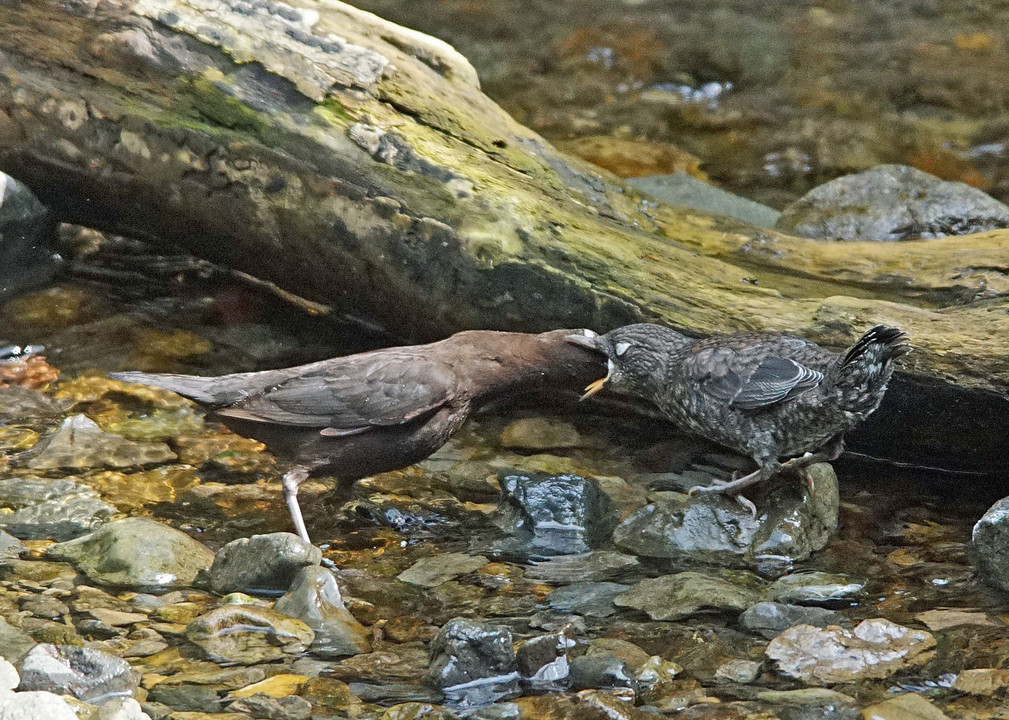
[567,324,910,512]
[112,329,603,543]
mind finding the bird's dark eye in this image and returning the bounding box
[615,342,631,356]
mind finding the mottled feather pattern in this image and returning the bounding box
[595,323,907,464]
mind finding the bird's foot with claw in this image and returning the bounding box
[687,478,759,518]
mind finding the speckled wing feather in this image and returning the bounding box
[216,352,457,431]
[682,339,825,412]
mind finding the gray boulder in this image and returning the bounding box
[776,164,1009,241]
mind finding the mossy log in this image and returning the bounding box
[1,0,1008,472]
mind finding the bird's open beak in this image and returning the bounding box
[581,359,614,400]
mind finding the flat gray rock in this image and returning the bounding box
[397,553,488,587]
[630,172,781,228]
[973,497,1009,591]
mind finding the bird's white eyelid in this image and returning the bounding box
[615,342,631,356]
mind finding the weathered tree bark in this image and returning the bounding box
[1,0,1008,471]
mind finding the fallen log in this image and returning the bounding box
[0,0,1007,472]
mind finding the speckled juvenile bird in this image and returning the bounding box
[111,329,603,544]
[568,324,909,506]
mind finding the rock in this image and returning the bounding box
[397,553,488,587]
[547,582,628,618]
[776,164,1009,241]
[861,693,951,720]
[758,689,859,720]
[568,655,637,695]
[379,704,459,720]
[972,497,1009,591]
[0,658,18,692]
[614,572,762,621]
[147,684,221,713]
[487,473,618,559]
[226,693,312,720]
[45,518,214,591]
[634,656,683,704]
[523,551,639,584]
[0,476,117,541]
[0,386,67,424]
[17,415,176,471]
[97,698,152,720]
[515,627,576,692]
[207,532,321,594]
[613,463,838,565]
[0,171,60,299]
[16,643,136,701]
[769,571,864,606]
[0,619,36,664]
[739,601,846,639]
[714,659,761,684]
[499,419,582,451]
[427,618,521,708]
[0,531,24,560]
[915,609,1000,631]
[629,172,781,228]
[274,566,371,658]
[0,690,78,720]
[765,619,936,685]
[585,639,650,671]
[953,668,1009,695]
[186,605,314,664]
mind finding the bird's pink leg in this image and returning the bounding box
[283,467,312,544]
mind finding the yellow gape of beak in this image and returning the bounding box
[580,359,613,400]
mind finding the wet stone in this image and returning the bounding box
[776,164,1009,241]
[486,473,618,560]
[971,496,1009,591]
[757,689,859,720]
[20,593,70,619]
[147,683,221,713]
[765,618,936,685]
[569,655,637,695]
[0,476,119,542]
[515,626,576,691]
[206,532,321,594]
[0,171,60,299]
[586,639,650,671]
[499,418,583,451]
[769,571,864,606]
[348,681,442,706]
[273,565,371,658]
[953,668,1009,695]
[0,385,68,424]
[861,693,951,720]
[0,529,25,559]
[16,642,137,702]
[523,551,640,584]
[95,697,150,720]
[739,601,847,639]
[427,618,521,708]
[397,553,488,588]
[615,571,762,621]
[714,659,762,684]
[0,690,79,720]
[380,703,460,720]
[185,605,314,664]
[613,463,838,565]
[18,414,176,471]
[46,517,214,591]
[634,656,683,705]
[226,692,312,719]
[547,582,628,618]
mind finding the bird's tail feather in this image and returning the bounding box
[832,325,910,414]
[110,371,260,406]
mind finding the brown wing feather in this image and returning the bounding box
[216,352,457,431]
